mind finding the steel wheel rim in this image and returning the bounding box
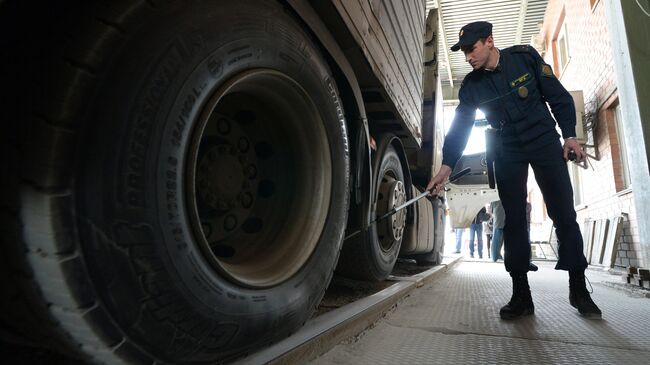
[376,171,406,251]
[186,69,332,288]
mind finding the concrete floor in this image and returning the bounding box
[310,260,650,365]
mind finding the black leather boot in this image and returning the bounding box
[569,270,602,318]
[500,272,535,320]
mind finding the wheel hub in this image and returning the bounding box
[377,176,407,248]
[187,70,332,288]
[196,115,258,242]
[198,147,244,202]
[386,180,407,241]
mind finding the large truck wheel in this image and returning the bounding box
[2,1,349,363]
[337,144,406,281]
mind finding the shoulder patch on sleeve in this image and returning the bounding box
[541,63,554,77]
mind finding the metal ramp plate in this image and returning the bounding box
[311,261,650,364]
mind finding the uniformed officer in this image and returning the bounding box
[427,21,601,319]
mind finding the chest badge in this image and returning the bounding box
[510,73,530,88]
[518,86,529,98]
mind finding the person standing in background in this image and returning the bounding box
[490,200,505,262]
[469,207,489,258]
[484,209,494,258]
[454,228,464,254]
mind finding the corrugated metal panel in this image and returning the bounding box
[427,0,548,88]
[332,0,426,144]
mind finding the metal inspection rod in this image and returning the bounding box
[344,167,471,241]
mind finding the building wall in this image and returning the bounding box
[608,0,650,268]
[538,0,641,268]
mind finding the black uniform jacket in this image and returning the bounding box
[441,45,577,168]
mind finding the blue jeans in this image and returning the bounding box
[455,229,463,253]
[469,223,483,257]
[491,228,504,262]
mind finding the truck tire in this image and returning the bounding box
[337,144,406,281]
[1,1,349,363]
[413,196,446,265]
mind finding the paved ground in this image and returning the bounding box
[310,260,650,365]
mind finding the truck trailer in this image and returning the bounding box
[0,0,472,363]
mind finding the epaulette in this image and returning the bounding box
[510,44,532,53]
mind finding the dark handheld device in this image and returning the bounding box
[568,151,577,161]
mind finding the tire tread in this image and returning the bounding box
[3,1,157,363]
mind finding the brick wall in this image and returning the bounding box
[538,0,641,268]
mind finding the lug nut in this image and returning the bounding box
[246,165,257,179]
[224,215,237,231]
[240,192,253,208]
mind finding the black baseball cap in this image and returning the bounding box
[451,21,493,51]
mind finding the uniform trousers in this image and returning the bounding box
[495,140,588,273]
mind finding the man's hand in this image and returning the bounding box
[426,165,452,195]
[563,138,585,163]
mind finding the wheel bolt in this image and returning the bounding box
[246,165,257,179]
[240,192,253,208]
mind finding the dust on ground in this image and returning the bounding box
[314,259,435,317]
